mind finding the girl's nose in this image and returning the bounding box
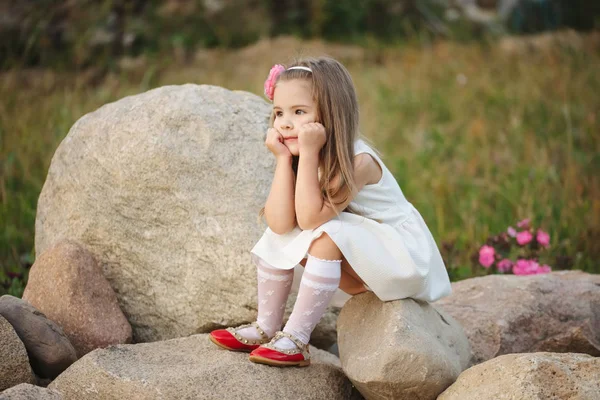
[280,120,292,129]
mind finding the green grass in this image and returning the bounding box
[1,34,599,296]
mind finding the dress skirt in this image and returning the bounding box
[250,205,452,303]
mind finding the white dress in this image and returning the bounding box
[251,139,452,303]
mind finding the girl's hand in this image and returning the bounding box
[298,122,326,155]
[265,127,292,159]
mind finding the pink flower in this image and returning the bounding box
[516,230,533,246]
[513,259,551,275]
[537,264,552,274]
[478,245,495,268]
[264,64,286,101]
[536,229,550,247]
[497,258,513,273]
[507,227,517,237]
[513,259,537,275]
[517,218,531,229]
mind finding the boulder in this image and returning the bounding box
[49,333,361,399]
[22,240,132,357]
[436,271,600,365]
[337,292,471,400]
[438,352,600,399]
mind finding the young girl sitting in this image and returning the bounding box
[209,56,452,367]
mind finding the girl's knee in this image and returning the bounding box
[311,232,335,247]
[308,233,342,259]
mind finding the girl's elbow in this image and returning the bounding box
[271,225,294,235]
[297,216,316,231]
[268,220,297,235]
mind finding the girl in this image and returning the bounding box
[209,56,452,367]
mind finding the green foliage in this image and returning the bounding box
[1,0,270,69]
[507,0,600,33]
[1,35,598,294]
[371,44,599,275]
[4,0,599,70]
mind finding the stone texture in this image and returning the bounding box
[49,333,362,399]
[436,271,600,365]
[337,292,471,400]
[0,295,77,379]
[0,315,34,391]
[438,352,600,400]
[33,84,339,345]
[22,240,132,357]
[0,383,63,400]
[306,305,339,350]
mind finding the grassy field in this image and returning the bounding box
[1,33,599,296]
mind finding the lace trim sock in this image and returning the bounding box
[236,257,293,340]
[274,254,341,350]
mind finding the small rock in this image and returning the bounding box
[22,240,132,357]
[0,383,63,400]
[0,295,77,379]
[337,292,471,400]
[0,315,34,391]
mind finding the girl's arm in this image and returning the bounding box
[296,152,377,230]
[264,155,297,234]
[295,150,323,229]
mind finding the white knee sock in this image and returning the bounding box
[236,257,293,340]
[274,254,341,350]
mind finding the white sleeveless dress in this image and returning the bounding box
[250,139,452,303]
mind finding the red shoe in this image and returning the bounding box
[209,322,270,352]
[249,331,311,367]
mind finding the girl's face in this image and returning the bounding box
[272,79,318,156]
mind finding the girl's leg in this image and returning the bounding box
[301,256,368,295]
[274,233,343,349]
[236,257,293,340]
[339,258,369,295]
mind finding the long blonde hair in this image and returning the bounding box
[260,56,364,219]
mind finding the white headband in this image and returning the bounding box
[287,66,312,73]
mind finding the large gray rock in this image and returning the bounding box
[0,383,63,400]
[49,333,361,399]
[438,352,600,400]
[337,292,471,400]
[436,271,600,365]
[33,84,338,345]
[0,315,34,391]
[23,240,132,357]
[0,295,77,379]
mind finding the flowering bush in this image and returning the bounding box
[476,218,552,275]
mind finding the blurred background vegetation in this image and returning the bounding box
[1,0,599,296]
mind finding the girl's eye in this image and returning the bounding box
[296,110,305,115]
[275,111,283,117]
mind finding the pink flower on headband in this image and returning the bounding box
[264,64,285,101]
